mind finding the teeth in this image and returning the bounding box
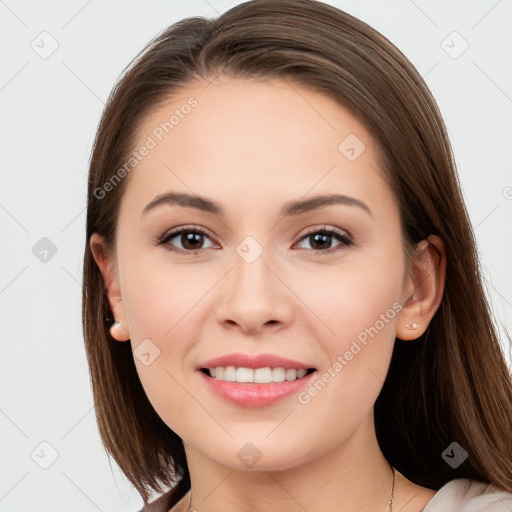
[255,367,272,383]
[207,366,311,383]
[224,366,236,382]
[236,367,254,382]
[285,369,297,381]
[272,367,286,382]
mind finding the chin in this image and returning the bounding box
[201,438,315,472]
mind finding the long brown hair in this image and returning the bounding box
[82,0,512,506]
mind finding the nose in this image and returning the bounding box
[215,250,294,335]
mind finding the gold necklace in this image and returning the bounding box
[186,466,396,511]
[387,466,396,512]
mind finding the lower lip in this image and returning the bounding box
[199,370,316,407]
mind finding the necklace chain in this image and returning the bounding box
[387,466,396,512]
[187,466,395,512]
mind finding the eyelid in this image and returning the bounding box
[297,225,352,242]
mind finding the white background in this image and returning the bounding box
[1,1,511,510]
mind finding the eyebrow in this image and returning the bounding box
[142,191,372,217]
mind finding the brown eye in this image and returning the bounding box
[176,232,207,250]
[296,228,353,253]
[158,226,216,253]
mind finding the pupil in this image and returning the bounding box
[182,233,202,250]
[311,233,330,250]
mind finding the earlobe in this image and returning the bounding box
[109,321,130,342]
[89,233,130,342]
[396,235,446,341]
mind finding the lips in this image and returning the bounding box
[197,352,317,407]
[199,352,314,370]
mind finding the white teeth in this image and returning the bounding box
[285,369,297,381]
[272,367,286,382]
[236,367,254,382]
[224,366,236,382]
[254,367,272,383]
[207,366,311,383]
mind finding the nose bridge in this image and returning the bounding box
[216,236,292,333]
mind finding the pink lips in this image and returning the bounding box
[198,352,316,408]
[199,352,312,370]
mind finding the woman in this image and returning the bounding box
[82,1,512,510]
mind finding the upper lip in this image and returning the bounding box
[199,352,315,370]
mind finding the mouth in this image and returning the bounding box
[197,353,318,407]
[200,366,316,383]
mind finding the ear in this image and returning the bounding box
[89,233,130,342]
[396,235,446,341]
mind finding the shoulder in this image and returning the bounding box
[423,478,512,511]
[136,489,174,512]
[136,489,189,512]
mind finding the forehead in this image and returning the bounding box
[135,76,374,158]
[123,77,393,216]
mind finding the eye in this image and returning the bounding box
[156,225,353,255]
[157,226,217,253]
[294,227,353,254]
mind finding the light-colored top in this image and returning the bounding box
[138,478,512,512]
[423,478,512,511]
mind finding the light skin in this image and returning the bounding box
[91,77,446,511]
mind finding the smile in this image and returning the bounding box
[197,352,318,407]
[202,366,314,383]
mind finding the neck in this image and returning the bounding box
[184,412,395,512]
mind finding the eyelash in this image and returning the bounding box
[156,225,353,255]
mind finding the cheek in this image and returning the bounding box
[118,260,205,431]
[297,254,403,347]
[337,274,400,346]
[298,250,404,406]
[119,248,210,343]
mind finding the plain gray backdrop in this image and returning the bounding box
[1,1,511,510]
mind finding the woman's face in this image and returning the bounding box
[96,77,414,471]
